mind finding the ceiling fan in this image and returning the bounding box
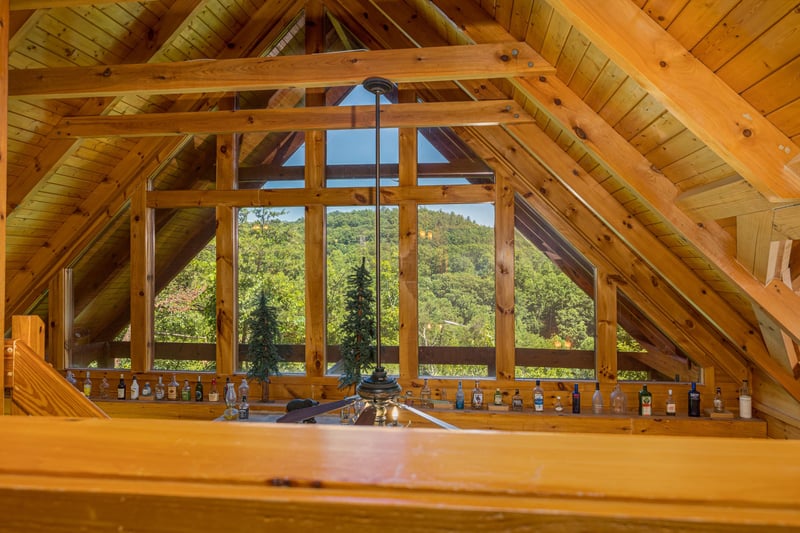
[276,77,456,430]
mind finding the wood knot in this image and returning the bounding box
[573,126,587,140]
[553,98,562,106]
[500,54,510,62]
[742,128,752,137]
[538,75,547,82]
[102,67,112,77]
[659,60,667,68]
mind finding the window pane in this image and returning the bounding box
[514,200,596,380]
[418,204,495,378]
[238,207,305,374]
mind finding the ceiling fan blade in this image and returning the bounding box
[275,396,358,423]
[396,402,459,430]
[354,405,376,425]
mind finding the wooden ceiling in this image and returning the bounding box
[3,1,800,404]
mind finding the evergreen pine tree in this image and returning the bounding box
[247,291,282,401]
[338,256,376,389]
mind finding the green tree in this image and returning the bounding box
[338,256,376,390]
[247,291,282,401]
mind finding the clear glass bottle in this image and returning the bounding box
[688,382,701,417]
[66,370,78,389]
[713,386,725,413]
[493,388,503,406]
[638,384,652,416]
[181,379,191,401]
[610,383,627,414]
[455,380,465,410]
[420,378,432,408]
[195,375,204,402]
[511,389,523,412]
[591,382,603,414]
[533,379,544,412]
[154,375,165,400]
[167,374,179,401]
[208,377,219,402]
[471,380,483,410]
[223,381,238,420]
[554,395,564,412]
[238,378,249,403]
[141,381,152,398]
[82,371,92,397]
[571,384,581,414]
[739,379,752,419]
[117,373,126,400]
[99,375,110,399]
[130,375,139,400]
[238,395,250,420]
[666,389,676,416]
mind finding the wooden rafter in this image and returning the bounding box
[9,43,552,100]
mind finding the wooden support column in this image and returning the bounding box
[304,0,326,377]
[595,269,618,383]
[398,85,418,380]
[215,97,239,376]
[48,269,72,371]
[495,169,515,381]
[0,0,8,410]
[12,316,45,359]
[130,181,154,372]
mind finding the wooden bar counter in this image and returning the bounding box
[0,416,797,531]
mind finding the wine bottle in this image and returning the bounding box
[195,375,204,402]
[688,382,701,417]
[117,373,126,400]
[739,380,752,419]
[533,379,544,412]
[208,377,219,402]
[471,381,483,410]
[511,389,523,412]
[455,381,465,410]
[571,384,581,414]
[167,374,179,401]
[591,382,603,414]
[82,371,92,398]
[130,375,139,400]
[638,384,652,416]
[666,389,676,416]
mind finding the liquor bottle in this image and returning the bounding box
[455,381,465,410]
[533,379,544,412]
[713,386,725,413]
[571,384,581,414]
[154,375,166,400]
[141,381,152,399]
[66,370,78,389]
[688,382,701,417]
[130,375,139,400]
[420,378,432,408]
[554,396,564,412]
[610,383,627,414]
[591,382,603,414]
[100,375,110,399]
[181,379,191,401]
[511,389,523,412]
[117,373,126,400]
[208,377,219,402]
[238,378,249,403]
[471,381,483,410]
[195,375,204,402]
[638,384,652,416]
[238,395,250,420]
[223,381,238,420]
[739,379,752,419]
[82,371,92,397]
[167,374,179,401]
[493,388,503,406]
[666,389,676,416]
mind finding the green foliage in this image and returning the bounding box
[246,291,282,383]
[337,256,376,389]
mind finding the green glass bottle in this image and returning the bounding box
[638,384,653,416]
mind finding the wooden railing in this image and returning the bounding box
[0,416,796,531]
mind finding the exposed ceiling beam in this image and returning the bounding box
[51,100,532,138]
[675,176,777,222]
[547,0,800,201]
[9,0,144,9]
[9,42,552,100]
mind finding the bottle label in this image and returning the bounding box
[117,388,125,400]
[238,406,249,419]
[739,395,752,419]
[167,386,177,400]
[195,389,203,401]
[209,391,219,402]
[155,388,165,400]
[131,388,139,400]
[534,393,544,411]
[83,384,91,397]
[642,399,651,416]
[666,402,676,415]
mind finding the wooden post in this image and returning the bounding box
[596,269,618,382]
[495,170,515,381]
[0,0,8,413]
[130,181,154,372]
[398,85,419,380]
[215,97,239,376]
[12,316,45,359]
[48,269,73,371]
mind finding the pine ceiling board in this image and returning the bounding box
[53,7,134,60]
[8,48,47,69]
[566,43,609,99]
[494,0,513,29]
[34,13,125,66]
[597,76,647,128]
[716,7,800,93]
[742,56,800,115]
[628,114,684,157]
[554,25,590,83]
[690,0,796,71]
[768,100,800,138]
[524,0,554,52]
[662,146,728,187]
[162,34,204,61]
[582,60,627,111]
[201,2,240,37]
[665,0,739,50]
[182,14,227,55]
[508,0,533,40]
[539,7,571,66]
[641,0,689,28]
[16,29,91,67]
[689,161,738,186]
[219,0,250,25]
[644,128,704,169]
[613,93,667,141]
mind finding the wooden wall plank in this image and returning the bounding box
[494,169,514,380]
[130,181,154,372]
[0,0,7,407]
[47,268,71,370]
[215,127,238,375]
[595,269,617,382]
[11,315,45,358]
